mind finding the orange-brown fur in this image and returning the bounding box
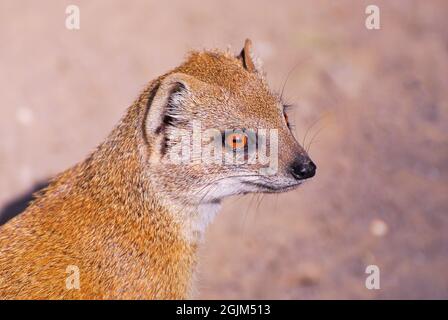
[0,40,314,299]
[0,80,196,299]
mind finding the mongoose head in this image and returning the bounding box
[144,40,316,206]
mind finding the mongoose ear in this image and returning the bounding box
[237,39,257,72]
[145,73,196,158]
[145,73,191,136]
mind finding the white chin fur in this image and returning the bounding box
[182,202,222,243]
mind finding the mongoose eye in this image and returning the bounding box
[226,133,248,150]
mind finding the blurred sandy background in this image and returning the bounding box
[1,0,447,299]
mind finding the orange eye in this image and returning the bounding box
[226,133,248,150]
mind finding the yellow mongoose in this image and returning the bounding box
[0,40,316,299]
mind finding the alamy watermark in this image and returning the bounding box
[66,265,80,290]
[65,5,80,30]
[365,265,380,290]
[365,5,380,30]
[165,121,279,175]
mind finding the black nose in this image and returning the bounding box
[290,157,316,180]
